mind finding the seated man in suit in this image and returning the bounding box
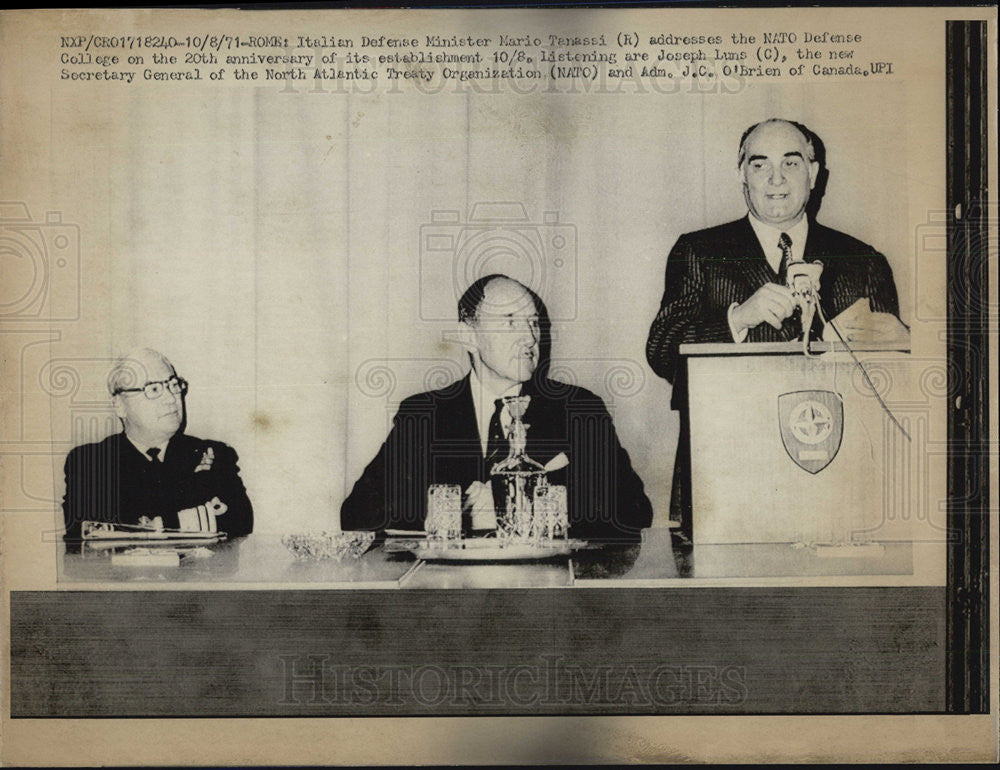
[62,348,254,539]
[341,274,653,541]
[646,118,907,535]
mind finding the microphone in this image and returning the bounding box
[785,259,823,354]
[789,260,911,441]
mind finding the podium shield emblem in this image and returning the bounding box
[777,390,844,474]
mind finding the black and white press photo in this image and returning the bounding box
[1,5,994,765]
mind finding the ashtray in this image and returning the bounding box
[281,531,375,561]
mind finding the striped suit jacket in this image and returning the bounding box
[646,215,900,409]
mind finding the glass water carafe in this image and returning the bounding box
[490,395,546,544]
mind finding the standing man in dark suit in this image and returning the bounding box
[341,274,653,542]
[62,348,254,539]
[646,118,907,535]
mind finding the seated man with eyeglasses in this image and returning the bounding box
[61,347,254,539]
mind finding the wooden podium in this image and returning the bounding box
[679,341,933,545]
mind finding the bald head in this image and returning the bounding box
[458,274,544,325]
[107,348,175,396]
[738,119,816,167]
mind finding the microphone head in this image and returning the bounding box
[786,261,823,298]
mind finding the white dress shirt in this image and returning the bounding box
[747,212,809,272]
[126,435,170,462]
[728,213,810,341]
[468,368,521,457]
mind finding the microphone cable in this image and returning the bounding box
[814,301,912,442]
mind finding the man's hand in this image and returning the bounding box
[463,481,497,531]
[177,496,228,533]
[731,283,797,334]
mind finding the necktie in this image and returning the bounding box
[777,232,793,284]
[485,399,507,467]
[146,447,161,463]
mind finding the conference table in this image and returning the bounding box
[22,529,938,720]
[59,529,914,586]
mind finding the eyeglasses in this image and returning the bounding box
[114,376,188,400]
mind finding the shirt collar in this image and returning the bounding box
[125,434,171,462]
[747,212,809,268]
[469,368,522,454]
